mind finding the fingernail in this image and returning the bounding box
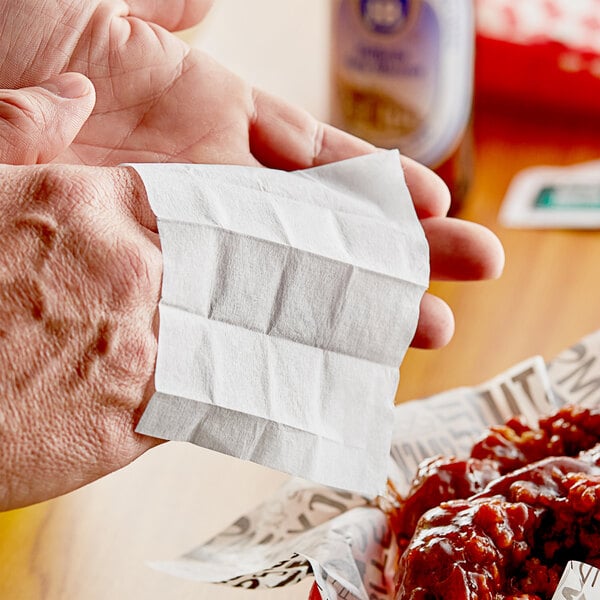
[39,73,91,99]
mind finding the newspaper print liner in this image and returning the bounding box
[553,561,600,598]
[149,327,600,599]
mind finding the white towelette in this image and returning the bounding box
[129,150,429,496]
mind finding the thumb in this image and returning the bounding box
[0,72,95,165]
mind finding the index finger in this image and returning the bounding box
[249,88,450,218]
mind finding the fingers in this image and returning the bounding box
[413,217,504,349]
[249,89,451,218]
[400,156,451,218]
[249,88,375,169]
[126,0,214,31]
[423,217,505,281]
[248,88,502,350]
[0,73,95,165]
[412,217,503,348]
[411,293,455,349]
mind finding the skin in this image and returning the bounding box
[0,0,505,510]
[0,163,160,510]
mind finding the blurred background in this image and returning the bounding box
[194,0,600,126]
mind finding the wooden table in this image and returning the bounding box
[396,104,600,405]
[2,2,600,599]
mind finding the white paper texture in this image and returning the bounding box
[130,150,429,496]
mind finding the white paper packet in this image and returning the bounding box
[129,150,429,497]
[499,160,600,230]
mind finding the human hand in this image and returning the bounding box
[0,59,501,510]
[0,0,504,350]
[0,74,160,510]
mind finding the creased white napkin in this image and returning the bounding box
[130,150,429,496]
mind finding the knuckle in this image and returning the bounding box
[118,327,157,384]
[31,166,78,211]
[31,166,106,218]
[120,242,148,289]
[110,238,161,305]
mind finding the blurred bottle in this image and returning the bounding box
[330,0,474,214]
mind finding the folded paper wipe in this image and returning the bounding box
[130,150,429,496]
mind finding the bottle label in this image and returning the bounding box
[331,0,473,168]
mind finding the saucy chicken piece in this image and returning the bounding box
[395,455,600,599]
[386,406,600,600]
[471,405,600,473]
